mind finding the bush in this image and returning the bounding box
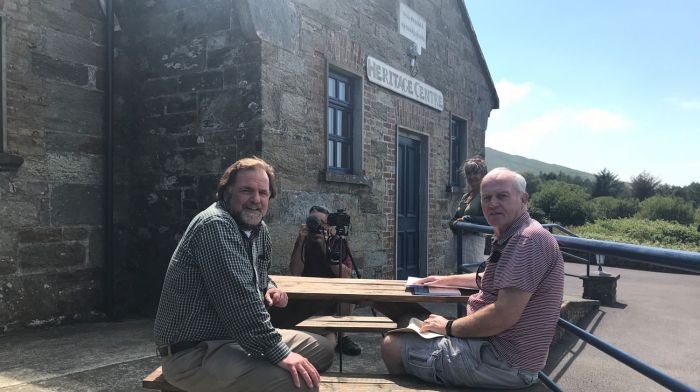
[574,218,700,252]
[591,197,639,220]
[695,208,700,225]
[530,181,592,226]
[636,196,695,224]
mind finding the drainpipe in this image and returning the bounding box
[104,0,115,320]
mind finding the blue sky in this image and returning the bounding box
[465,1,700,186]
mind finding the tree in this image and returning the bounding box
[530,181,592,226]
[684,182,700,208]
[630,171,661,200]
[636,196,694,224]
[592,168,624,197]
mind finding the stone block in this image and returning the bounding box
[17,227,63,243]
[145,37,206,78]
[47,152,104,184]
[31,52,89,86]
[46,131,102,155]
[178,70,224,92]
[144,93,197,116]
[43,28,103,67]
[19,242,86,271]
[29,1,101,44]
[88,227,104,268]
[141,112,198,135]
[143,78,179,98]
[50,184,104,225]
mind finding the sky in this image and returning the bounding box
[465,1,700,186]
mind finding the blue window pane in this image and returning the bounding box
[328,78,335,97]
[328,140,334,167]
[338,81,346,101]
[335,110,343,136]
[327,108,334,134]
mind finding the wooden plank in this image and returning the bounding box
[296,315,397,332]
[319,373,550,391]
[270,275,475,304]
[142,367,184,391]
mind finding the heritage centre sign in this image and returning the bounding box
[366,56,444,111]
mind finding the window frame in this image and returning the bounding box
[327,71,353,174]
[324,64,366,185]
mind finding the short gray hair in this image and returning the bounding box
[485,167,527,195]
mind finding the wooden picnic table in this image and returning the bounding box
[269,275,477,327]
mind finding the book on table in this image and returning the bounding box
[386,317,444,339]
[405,276,464,296]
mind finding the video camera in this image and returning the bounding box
[327,209,351,236]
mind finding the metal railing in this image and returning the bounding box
[453,221,700,392]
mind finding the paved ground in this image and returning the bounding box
[0,263,698,391]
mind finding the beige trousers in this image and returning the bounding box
[162,329,334,392]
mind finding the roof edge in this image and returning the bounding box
[458,3,499,109]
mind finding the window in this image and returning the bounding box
[450,117,467,187]
[327,71,353,173]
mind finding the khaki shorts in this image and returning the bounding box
[401,334,538,389]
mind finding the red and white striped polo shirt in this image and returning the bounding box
[467,212,564,372]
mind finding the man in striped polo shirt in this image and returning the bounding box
[381,167,564,389]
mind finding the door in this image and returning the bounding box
[397,135,421,279]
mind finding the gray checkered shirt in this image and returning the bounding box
[154,202,290,364]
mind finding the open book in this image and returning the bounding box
[405,276,463,296]
[386,317,444,339]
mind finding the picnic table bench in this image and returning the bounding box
[143,366,550,391]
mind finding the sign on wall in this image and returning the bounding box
[366,56,444,111]
[399,3,426,54]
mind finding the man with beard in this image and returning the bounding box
[154,157,334,391]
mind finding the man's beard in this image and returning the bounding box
[235,204,263,229]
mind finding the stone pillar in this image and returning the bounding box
[580,274,620,306]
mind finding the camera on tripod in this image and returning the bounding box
[327,209,351,236]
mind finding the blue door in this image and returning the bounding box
[397,136,421,279]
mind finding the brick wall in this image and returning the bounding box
[0,0,106,331]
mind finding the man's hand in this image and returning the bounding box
[264,288,288,308]
[414,275,442,285]
[276,352,321,389]
[420,314,450,335]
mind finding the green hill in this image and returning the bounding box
[485,147,595,181]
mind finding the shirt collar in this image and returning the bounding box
[494,211,530,245]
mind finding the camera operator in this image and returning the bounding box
[289,206,362,356]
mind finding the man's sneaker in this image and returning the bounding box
[337,335,362,356]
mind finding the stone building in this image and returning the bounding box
[0,0,497,330]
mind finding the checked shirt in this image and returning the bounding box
[154,202,290,364]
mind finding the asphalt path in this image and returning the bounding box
[545,264,700,391]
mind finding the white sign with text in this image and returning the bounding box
[366,56,443,111]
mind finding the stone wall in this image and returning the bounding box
[250,0,496,278]
[0,0,106,331]
[0,0,496,328]
[111,0,263,315]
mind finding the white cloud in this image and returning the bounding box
[573,108,633,131]
[495,79,532,109]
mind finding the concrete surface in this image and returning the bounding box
[1,263,697,391]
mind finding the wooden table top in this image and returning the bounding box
[270,275,475,304]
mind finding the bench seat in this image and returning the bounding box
[143,367,549,391]
[296,315,397,332]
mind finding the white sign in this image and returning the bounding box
[366,56,443,111]
[399,3,426,54]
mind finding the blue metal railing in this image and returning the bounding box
[453,221,700,392]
